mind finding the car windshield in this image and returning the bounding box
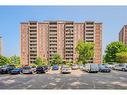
[14,68,20,70]
[23,66,31,69]
[63,67,69,69]
[54,65,58,67]
[73,65,77,66]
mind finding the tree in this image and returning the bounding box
[66,60,73,66]
[116,52,127,63]
[103,55,106,63]
[8,55,21,67]
[35,57,47,66]
[0,55,8,66]
[50,54,63,66]
[76,41,94,64]
[104,41,127,63]
[8,55,20,64]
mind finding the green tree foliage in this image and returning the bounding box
[103,55,106,63]
[76,41,94,64]
[0,55,8,66]
[8,55,21,68]
[116,52,127,63]
[8,55,20,64]
[50,54,63,66]
[104,41,127,63]
[35,57,47,66]
[66,60,73,66]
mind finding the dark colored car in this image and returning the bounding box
[0,67,3,74]
[52,65,59,70]
[10,68,22,74]
[36,66,46,74]
[43,66,49,72]
[0,65,15,74]
[98,64,111,73]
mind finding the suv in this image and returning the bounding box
[98,64,111,73]
[114,64,127,71]
[0,64,15,74]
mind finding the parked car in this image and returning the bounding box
[113,64,127,71]
[0,66,3,74]
[110,64,116,70]
[98,64,111,73]
[10,68,22,74]
[71,64,79,70]
[60,65,67,70]
[0,64,15,74]
[43,65,49,72]
[36,66,46,74]
[47,65,51,70]
[52,65,59,70]
[31,66,36,73]
[61,66,71,74]
[22,66,34,74]
[79,64,84,70]
[83,63,99,73]
[106,64,113,68]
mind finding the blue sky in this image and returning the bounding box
[0,6,127,57]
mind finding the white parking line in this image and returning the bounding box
[92,80,96,89]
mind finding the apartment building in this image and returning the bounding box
[20,21,102,66]
[119,25,127,45]
[0,36,2,55]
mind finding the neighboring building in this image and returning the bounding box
[20,21,102,66]
[119,25,127,45]
[0,36,2,55]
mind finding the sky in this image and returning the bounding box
[0,6,127,57]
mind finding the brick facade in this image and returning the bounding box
[20,21,102,65]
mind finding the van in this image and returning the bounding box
[83,63,99,73]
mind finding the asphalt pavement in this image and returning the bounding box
[0,69,127,89]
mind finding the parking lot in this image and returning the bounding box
[0,69,127,89]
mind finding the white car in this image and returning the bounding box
[79,64,84,70]
[113,64,127,71]
[61,66,71,74]
[71,64,79,70]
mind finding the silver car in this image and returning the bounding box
[71,64,79,70]
[61,66,71,74]
[113,64,127,71]
[22,66,34,74]
[79,64,84,70]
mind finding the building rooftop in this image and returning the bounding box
[20,20,102,24]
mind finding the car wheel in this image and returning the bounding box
[122,68,125,71]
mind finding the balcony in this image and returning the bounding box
[49,28,57,31]
[85,35,94,38]
[85,37,94,40]
[85,39,94,42]
[30,37,37,39]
